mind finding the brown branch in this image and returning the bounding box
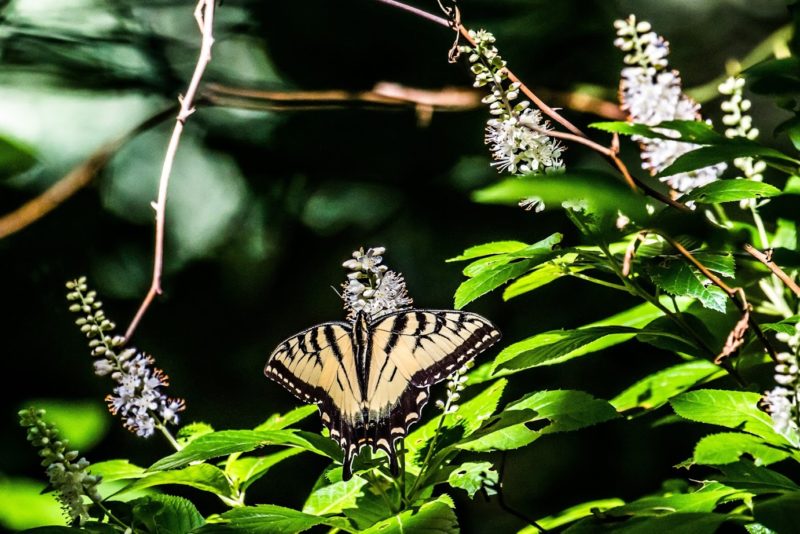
[0,108,174,240]
[125,0,216,342]
[744,243,800,298]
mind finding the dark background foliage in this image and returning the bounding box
[0,0,791,531]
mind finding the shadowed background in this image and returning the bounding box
[0,0,791,531]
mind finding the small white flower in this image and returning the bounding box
[485,108,564,175]
[519,197,545,212]
[342,247,413,321]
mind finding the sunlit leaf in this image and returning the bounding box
[361,495,458,534]
[195,504,344,533]
[682,180,782,204]
[454,259,536,308]
[519,499,626,533]
[88,460,146,482]
[447,241,529,262]
[612,360,724,414]
[0,477,64,531]
[671,390,791,447]
[227,449,304,491]
[120,464,232,497]
[302,476,367,516]
[254,406,318,431]
[693,432,792,467]
[647,261,727,312]
[447,461,498,499]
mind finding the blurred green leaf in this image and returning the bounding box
[447,461,498,499]
[693,433,792,467]
[0,477,64,531]
[671,390,791,447]
[0,135,37,179]
[23,399,109,452]
[302,476,367,516]
[612,360,724,414]
[301,182,401,235]
[682,180,782,204]
[362,496,458,534]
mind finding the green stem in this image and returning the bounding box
[92,496,129,530]
[157,423,183,451]
[406,401,451,502]
[568,272,628,291]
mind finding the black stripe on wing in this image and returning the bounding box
[370,309,501,388]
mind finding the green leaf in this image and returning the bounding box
[660,144,798,177]
[254,406,318,431]
[492,326,640,374]
[647,261,727,312]
[361,496,458,534]
[502,255,589,300]
[519,499,626,532]
[0,135,37,180]
[692,251,736,278]
[194,504,335,533]
[458,390,619,451]
[713,460,800,494]
[0,477,65,530]
[226,449,303,491]
[460,234,563,278]
[753,493,800,534]
[177,422,215,446]
[447,462,498,499]
[761,315,800,336]
[682,180,782,204]
[566,512,734,534]
[693,432,791,467]
[120,464,232,497]
[130,494,204,534]
[671,390,790,446]
[612,360,724,414]
[447,241,529,262]
[590,120,728,144]
[149,430,337,471]
[302,476,367,516]
[88,460,146,482]
[454,259,537,308]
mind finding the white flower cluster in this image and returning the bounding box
[106,352,185,437]
[460,29,564,176]
[719,76,767,209]
[615,15,725,193]
[763,323,800,446]
[67,277,185,438]
[342,247,412,321]
[20,408,102,524]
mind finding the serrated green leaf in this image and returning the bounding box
[612,360,724,414]
[194,504,337,533]
[753,493,800,534]
[713,460,800,494]
[492,326,640,374]
[361,496,458,534]
[227,449,304,491]
[647,261,727,312]
[692,251,736,278]
[131,494,203,534]
[88,460,146,482]
[458,390,619,451]
[519,499,626,533]
[671,390,790,446]
[683,180,782,204]
[120,464,232,497]
[302,476,367,516]
[254,405,318,431]
[693,432,791,467]
[447,462,498,499]
[447,241,529,262]
[149,430,337,471]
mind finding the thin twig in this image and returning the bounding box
[0,108,174,240]
[744,243,800,298]
[125,0,216,342]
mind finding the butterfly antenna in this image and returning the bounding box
[330,285,343,299]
